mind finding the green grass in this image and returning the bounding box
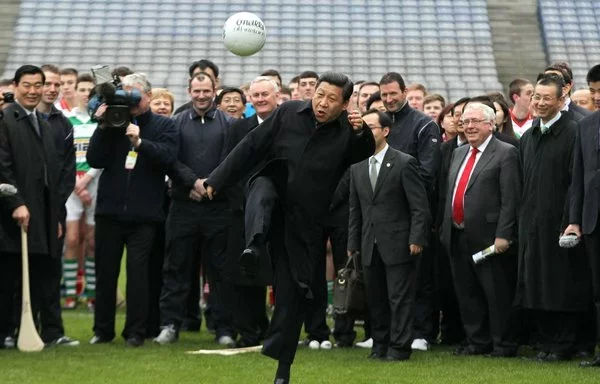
[3,310,600,384]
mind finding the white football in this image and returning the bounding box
[223,12,266,57]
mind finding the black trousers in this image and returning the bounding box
[413,231,435,341]
[532,310,579,354]
[262,245,307,365]
[93,216,157,340]
[159,201,233,337]
[0,252,64,342]
[436,239,465,344]
[326,223,358,344]
[147,220,165,338]
[584,225,600,350]
[302,228,330,342]
[450,228,517,351]
[364,245,416,357]
[245,176,278,248]
[226,283,269,346]
[182,251,202,330]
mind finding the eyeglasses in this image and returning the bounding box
[461,118,489,126]
[368,125,384,130]
[532,95,557,102]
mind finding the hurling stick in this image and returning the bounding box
[17,226,44,352]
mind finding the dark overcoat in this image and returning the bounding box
[516,114,590,311]
[0,103,62,257]
[206,100,375,297]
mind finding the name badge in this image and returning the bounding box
[125,151,138,170]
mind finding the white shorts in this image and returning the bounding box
[66,191,96,226]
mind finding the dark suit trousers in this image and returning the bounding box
[262,245,307,365]
[364,245,416,357]
[226,283,268,345]
[436,239,465,344]
[533,310,578,354]
[584,224,600,348]
[245,176,278,248]
[413,231,435,340]
[94,217,157,340]
[450,228,517,351]
[302,227,331,342]
[329,224,359,344]
[0,252,64,342]
[159,201,233,337]
[147,220,165,338]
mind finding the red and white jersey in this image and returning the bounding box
[510,108,533,138]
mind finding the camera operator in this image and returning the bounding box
[0,78,14,110]
[86,73,178,347]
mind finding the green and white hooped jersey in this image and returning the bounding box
[68,108,97,175]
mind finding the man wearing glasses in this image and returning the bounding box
[516,73,590,362]
[440,102,521,357]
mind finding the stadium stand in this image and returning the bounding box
[1,0,503,106]
[538,0,600,88]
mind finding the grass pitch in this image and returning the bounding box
[2,309,600,384]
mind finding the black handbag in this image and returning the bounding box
[333,252,366,319]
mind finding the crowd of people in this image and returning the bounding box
[0,57,600,384]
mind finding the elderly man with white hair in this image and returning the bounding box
[440,102,521,358]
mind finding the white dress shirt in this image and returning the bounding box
[451,133,493,208]
[369,143,389,176]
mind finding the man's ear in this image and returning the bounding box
[383,126,390,138]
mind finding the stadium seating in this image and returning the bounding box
[2,0,503,106]
[538,0,600,88]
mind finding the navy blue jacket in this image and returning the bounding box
[87,110,178,222]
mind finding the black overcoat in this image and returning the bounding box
[206,100,375,297]
[516,114,590,311]
[0,103,61,257]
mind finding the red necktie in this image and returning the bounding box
[452,147,479,225]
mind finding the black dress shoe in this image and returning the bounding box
[126,337,144,347]
[580,356,600,368]
[385,350,410,362]
[523,351,548,362]
[454,344,492,356]
[368,351,386,360]
[544,352,571,362]
[485,349,517,358]
[239,247,259,278]
[334,340,353,348]
[573,350,593,359]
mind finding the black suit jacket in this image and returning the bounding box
[440,136,521,256]
[565,101,592,122]
[570,110,600,234]
[348,147,430,266]
[436,136,460,228]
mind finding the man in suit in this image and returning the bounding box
[435,97,470,346]
[226,76,279,347]
[544,63,592,122]
[348,109,430,361]
[565,64,600,367]
[205,72,374,384]
[440,102,521,357]
[380,72,441,351]
[0,65,72,348]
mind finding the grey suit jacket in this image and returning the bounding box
[440,136,521,255]
[570,110,600,234]
[348,146,430,266]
